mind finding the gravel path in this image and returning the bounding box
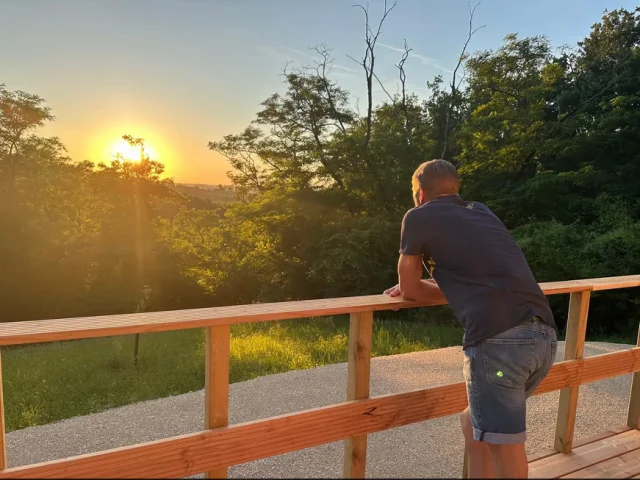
[7,342,634,478]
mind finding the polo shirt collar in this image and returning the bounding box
[430,194,463,205]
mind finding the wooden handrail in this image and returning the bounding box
[0,274,639,478]
[0,275,639,347]
[1,347,640,479]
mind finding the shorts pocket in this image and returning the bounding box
[482,338,536,389]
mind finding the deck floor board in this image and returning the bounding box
[530,428,640,479]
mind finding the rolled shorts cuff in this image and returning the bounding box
[472,427,526,444]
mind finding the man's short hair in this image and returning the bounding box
[412,159,459,198]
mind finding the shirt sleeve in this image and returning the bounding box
[399,209,426,256]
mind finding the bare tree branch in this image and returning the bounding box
[373,72,396,103]
[441,1,485,159]
[351,0,397,206]
[213,148,263,192]
[397,39,413,142]
[397,40,411,109]
[353,0,398,151]
[312,45,348,134]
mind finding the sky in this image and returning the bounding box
[1,0,637,185]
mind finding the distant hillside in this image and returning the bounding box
[172,183,236,204]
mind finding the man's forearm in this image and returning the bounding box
[400,279,445,302]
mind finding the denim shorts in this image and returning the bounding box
[463,316,558,444]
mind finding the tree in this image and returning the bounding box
[441,2,485,160]
[209,58,355,196]
[455,34,563,226]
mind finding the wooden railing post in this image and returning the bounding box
[343,311,373,479]
[554,289,591,453]
[205,325,230,478]
[0,350,6,470]
[626,325,640,428]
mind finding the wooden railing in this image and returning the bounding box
[0,275,639,478]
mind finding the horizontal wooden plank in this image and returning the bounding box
[588,275,640,292]
[561,445,640,478]
[2,347,639,478]
[0,295,448,347]
[0,275,638,347]
[530,429,640,478]
[527,426,632,463]
[536,347,640,394]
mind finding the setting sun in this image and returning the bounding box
[111,138,157,162]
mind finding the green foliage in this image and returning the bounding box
[308,215,399,297]
[514,194,640,335]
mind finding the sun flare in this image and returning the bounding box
[111,138,157,162]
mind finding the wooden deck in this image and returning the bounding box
[529,426,640,478]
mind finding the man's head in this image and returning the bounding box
[411,159,460,206]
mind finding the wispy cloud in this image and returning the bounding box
[375,41,408,54]
[258,45,296,63]
[332,63,356,73]
[277,45,314,60]
[331,71,360,80]
[406,82,431,93]
[330,63,359,79]
[259,44,316,63]
[376,41,454,75]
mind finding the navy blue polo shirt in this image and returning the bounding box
[399,194,556,348]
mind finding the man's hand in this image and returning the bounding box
[384,284,401,297]
[383,254,446,303]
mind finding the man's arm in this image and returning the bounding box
[383,208,444,302]
[397,254,445,302]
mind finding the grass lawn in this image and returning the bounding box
[2,310,464,432]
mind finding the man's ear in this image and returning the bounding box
[419,188,425,204]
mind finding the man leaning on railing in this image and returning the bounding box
[384,159,559,479]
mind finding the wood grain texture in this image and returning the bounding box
[343,312,373,479]
[560,447,640,478]
[555,290,591,453]
[0,352,6,470]
[0,275,638,347]
[528,426,631,463]
[628,325,640,429]
[530,429,640,478]
[2,348,640,479]
[204,325,230,479]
